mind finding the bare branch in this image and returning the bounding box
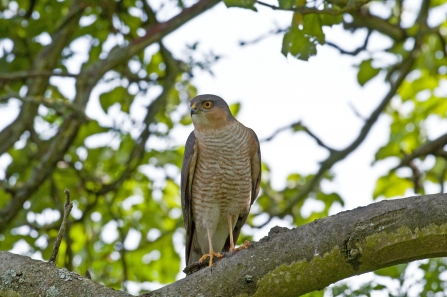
[49,189,73,264]
[260,121,301,142]
[239,27,287,46]
[326,30,372,56]
[408,160,423,194]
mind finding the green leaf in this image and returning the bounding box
[357,59,380,86]
[374,142,401,161]
[373,172,414,199]
[282,27,317,60]
[229,102,241,117]
[303,14,325,44]
[281,14,325,60]
[73,120,109,147]
[319,14,343,26]
[278,0,295,9]
[223,0,257,10]
[99,86,134,113]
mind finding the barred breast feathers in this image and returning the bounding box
[192,121,253,225]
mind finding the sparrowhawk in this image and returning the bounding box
[181,94,261,267]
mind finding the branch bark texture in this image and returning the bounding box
[1,193,447,297]
[147,193,447,297]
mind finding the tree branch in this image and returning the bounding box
[279,50,416,215]
[148,193,447,296]
[394,132,447,170]
[256,0,370,15]
[345,9,406,41]
[49,189,73,264]
[2,193,446,297]
[0,71,78,82]
[326,30,372,56]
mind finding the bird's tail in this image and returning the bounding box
[188,230,203,265]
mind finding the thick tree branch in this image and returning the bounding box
[4,193,445,296]
[146,193,447,297]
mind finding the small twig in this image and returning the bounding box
[261,121,301,142]
[261,120,336,151]
[326,30,372,56]
[348,101,367,121]
[239,27,287,46]
[301,125,337,152]
[49,189,73,264]
[408,160,423,194]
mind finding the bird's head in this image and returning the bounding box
[189,94,235,131]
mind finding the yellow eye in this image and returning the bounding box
[202,101,213,109]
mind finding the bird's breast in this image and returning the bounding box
[191,123,252,226]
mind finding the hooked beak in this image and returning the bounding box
[190,103,198,116]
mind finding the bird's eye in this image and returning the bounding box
[202,101,213,109]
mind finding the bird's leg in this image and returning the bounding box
[199,227,222,266]
[227,216,235,251]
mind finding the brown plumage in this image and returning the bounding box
[181,94,261,266]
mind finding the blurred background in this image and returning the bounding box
[0,0,447,295]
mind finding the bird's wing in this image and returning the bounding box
[181,131,199,265]
[223,128,261,251]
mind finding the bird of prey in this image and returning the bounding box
[181,94,261,267]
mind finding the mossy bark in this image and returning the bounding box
[2,193,447,297]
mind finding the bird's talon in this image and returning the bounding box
[199,251,223,266]
[234,240,251,252]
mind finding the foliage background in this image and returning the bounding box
[0,0,447,295]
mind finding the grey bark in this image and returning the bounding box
[1,193,447,297]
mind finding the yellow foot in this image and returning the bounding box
[199,251,223,266]
[234,240,251,252]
